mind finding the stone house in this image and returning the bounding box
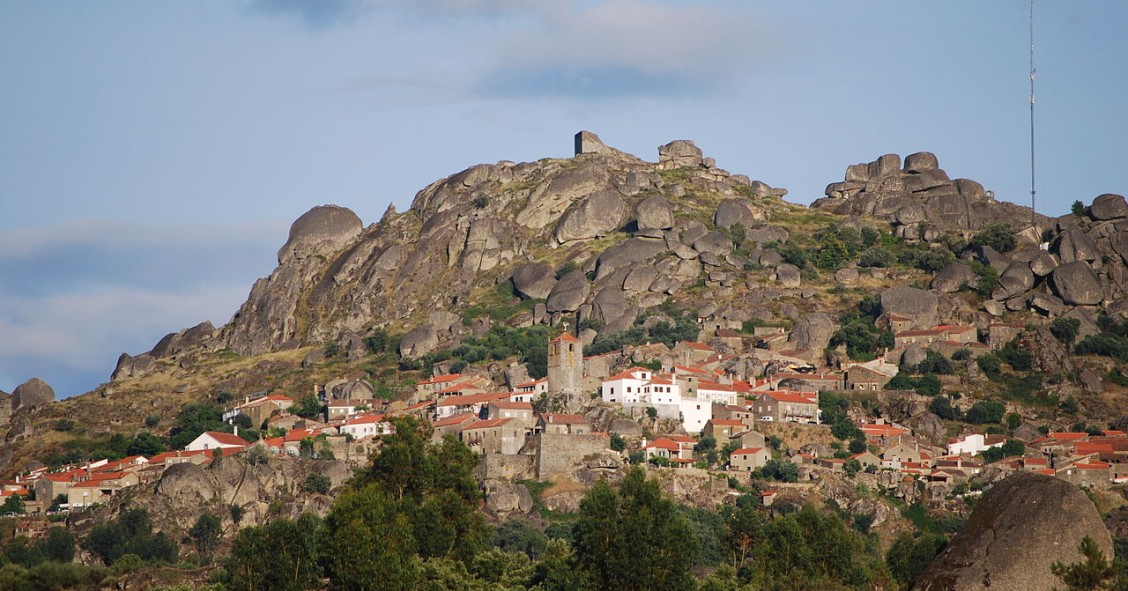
[844,365,892,391]
[224,395,294,427]
[729,447,770,472]
[461,418,526,455]
[704,419,745,441]
[487,401,535,429]
[537,413,590,435]
[753,391,819,424]
[430,413,477,443]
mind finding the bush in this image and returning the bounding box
[914,350,955,375]
[858,246,896,268]
[977,354,1002,381]
[929,397,961,421]
[965,400,1005,424]
[970,223,1017,253]
[951,348,971,361]
[1050,317,1081,346]
[1072,200,1089,217]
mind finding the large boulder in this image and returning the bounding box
[931,263,976,294]
[787,313,837,353]
[1055,227,1100,263]
[633,195,675,230]
[11,378,54,411]
[880,287,939,330]
[595,238,667,279]
[915,472,1112,591]
[657,140,703,169]
[399,324,439,360]
[278,205,363,264]
[1050,261,1104,306]
[546,270,591,313]
[714,199,758,230]
[692,232,734,257]
[1089,193,1128,220]
[511,263,557,300]
[554,188,629,243]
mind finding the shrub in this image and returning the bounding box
[951,348,971,361]
[1071,200,1089,217]
[977,354,1002,381]
[970,223,1017,253]
[965,400,1005,424]
[301,474,332,495]
[929,397,961,421]
[1050,317,1081,346]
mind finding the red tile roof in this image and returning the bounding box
[732,447,764,456]
[464,418,513,430]
[551,332,580,343]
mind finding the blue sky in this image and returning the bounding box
[2,1,1125,397]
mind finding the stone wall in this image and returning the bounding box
[535,433,609,481]
[479,453,536,481]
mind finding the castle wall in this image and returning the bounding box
[535,433,609,481]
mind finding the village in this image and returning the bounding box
[2,317,1124,520]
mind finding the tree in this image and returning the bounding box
[293,394,322,419]
[759,459,800,483]
[929,396,961,421]
[41,527,76,563]
[189,513,222,557]
[228,514,323,591]
[573,468,697,591]
[970,223,1017,253]
[126,432,167,457]
[301,474,331,495]
[1072,200,1089,217]
[1050,317,1081,346]
[1051,535,1116,591]
[723,501,765,574]
[886,531,946,588]
[966,400,1005,424]
[1,493,26,514]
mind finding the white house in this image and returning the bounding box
[601,367,654,404]
[339,414,393,441]
[947,433,1006,456]
[510,378,547,403]
[643,374,681,406]
[185,431,249,452]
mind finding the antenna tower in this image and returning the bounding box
[1029,0,1037,221]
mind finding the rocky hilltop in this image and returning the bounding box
[112,131,1128,385]
[116,132,796,372]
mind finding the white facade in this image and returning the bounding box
[643,378,681,406]
[339,416,393,441]
[947,433,1004,456]
[695,382,738,406]
[679,398,713,435]
[601,368,652,404]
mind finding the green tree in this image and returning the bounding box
[970,223,1017,253]
[40,526,76,563]
[293,394,322,419]
[759,459,800,483]
[723,500,765,574]
[886,531,946,588]
[189,513,222,557]
[1,494,26,514]
[126,432,167,457]
[573,468,697,591]
[301,474,331,494]
[1050,317,1081,346]
[1051,535,1116,591]
[1072,200,1089,217]
[966,400,1005,424]
[228,514,323,591]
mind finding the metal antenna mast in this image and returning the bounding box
[1029,0,1037,221]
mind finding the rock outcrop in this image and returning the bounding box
[812,152,1046,237]
[915,472,1112,591]
[10,378,54,411]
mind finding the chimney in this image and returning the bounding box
[233,425,239,437]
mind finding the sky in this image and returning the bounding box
[2,1,1126,398]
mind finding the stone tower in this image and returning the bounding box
[547,332,583,395]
